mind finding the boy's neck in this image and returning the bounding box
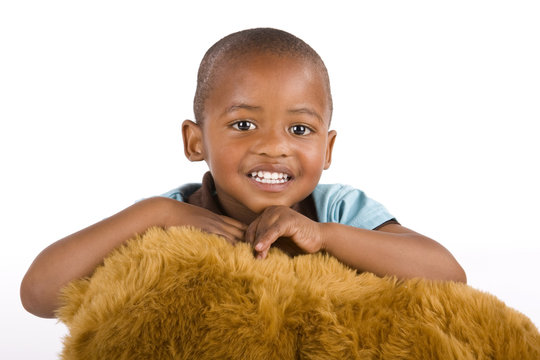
[214,193,259,225]
[186,172,259,225]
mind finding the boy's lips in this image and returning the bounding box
[245,165,294,189]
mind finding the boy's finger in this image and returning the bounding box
[255,248,269,259]
[247,217,279,256]
[254,224,282,252]
[222,224,245,243]
[201,219,245,244]
[217,227,245,246]
[221,234,238,246]
[244,216,261,246]
[220,215,248,230]
[200,226,237,246]
[211,217,246,240]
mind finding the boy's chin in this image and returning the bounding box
[248,200,295,214]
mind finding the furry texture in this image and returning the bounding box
[58,226,540,359]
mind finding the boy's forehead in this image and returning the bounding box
[208,52,332,121]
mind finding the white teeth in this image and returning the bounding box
[250,171,290,184]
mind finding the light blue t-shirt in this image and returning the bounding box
[311,184,395,230]
[161,183,394,230]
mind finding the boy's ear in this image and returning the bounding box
[324,130,337,170]
[182,120,205,161]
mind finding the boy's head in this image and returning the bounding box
[183,28,336,222]
[193,28,333,125]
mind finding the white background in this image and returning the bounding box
[1,1,539,358]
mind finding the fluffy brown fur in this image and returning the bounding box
[58,226,540,359]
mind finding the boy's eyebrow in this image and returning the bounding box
[224,103,325,124]
[287,107,324,124]
[224,104,262,114]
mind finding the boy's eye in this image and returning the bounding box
[232,120,256,131]
[290,125,312,136]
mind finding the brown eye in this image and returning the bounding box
[232,120,256,131]
[290,125,311,135]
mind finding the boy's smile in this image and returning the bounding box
[183,53,336,223]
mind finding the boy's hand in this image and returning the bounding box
[245,206,323,259]
[162,199,247,245]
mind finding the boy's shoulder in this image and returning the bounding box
[313,183,394,229]
[160,183,202,202]
[313,183,360,196]
[312,183,369,206]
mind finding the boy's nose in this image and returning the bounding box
[252,128,291,158]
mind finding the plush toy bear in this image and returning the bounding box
[58,226,540,359]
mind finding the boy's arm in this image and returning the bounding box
[247,206,466,283]
[20,197,246,318]
[319,222,467,283]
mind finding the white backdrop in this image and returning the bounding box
[1,1,539,358]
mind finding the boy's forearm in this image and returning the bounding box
[20,197,171,318]
[319,222,466,283]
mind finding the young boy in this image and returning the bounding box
[21,28,466,319]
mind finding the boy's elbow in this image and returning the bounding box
[20,274,56,318]
[458,268,467,284]
[20,275,40,316]
[451,263,467,284]
[430,257,467,284]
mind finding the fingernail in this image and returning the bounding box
[255,243,263,251]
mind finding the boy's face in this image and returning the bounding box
[184,53,336,221]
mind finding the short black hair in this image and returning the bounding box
[193,28,333,124]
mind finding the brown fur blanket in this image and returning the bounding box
[58,226,539,359]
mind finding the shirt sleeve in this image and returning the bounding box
[312,184,395,230]
[159,183,201,202]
